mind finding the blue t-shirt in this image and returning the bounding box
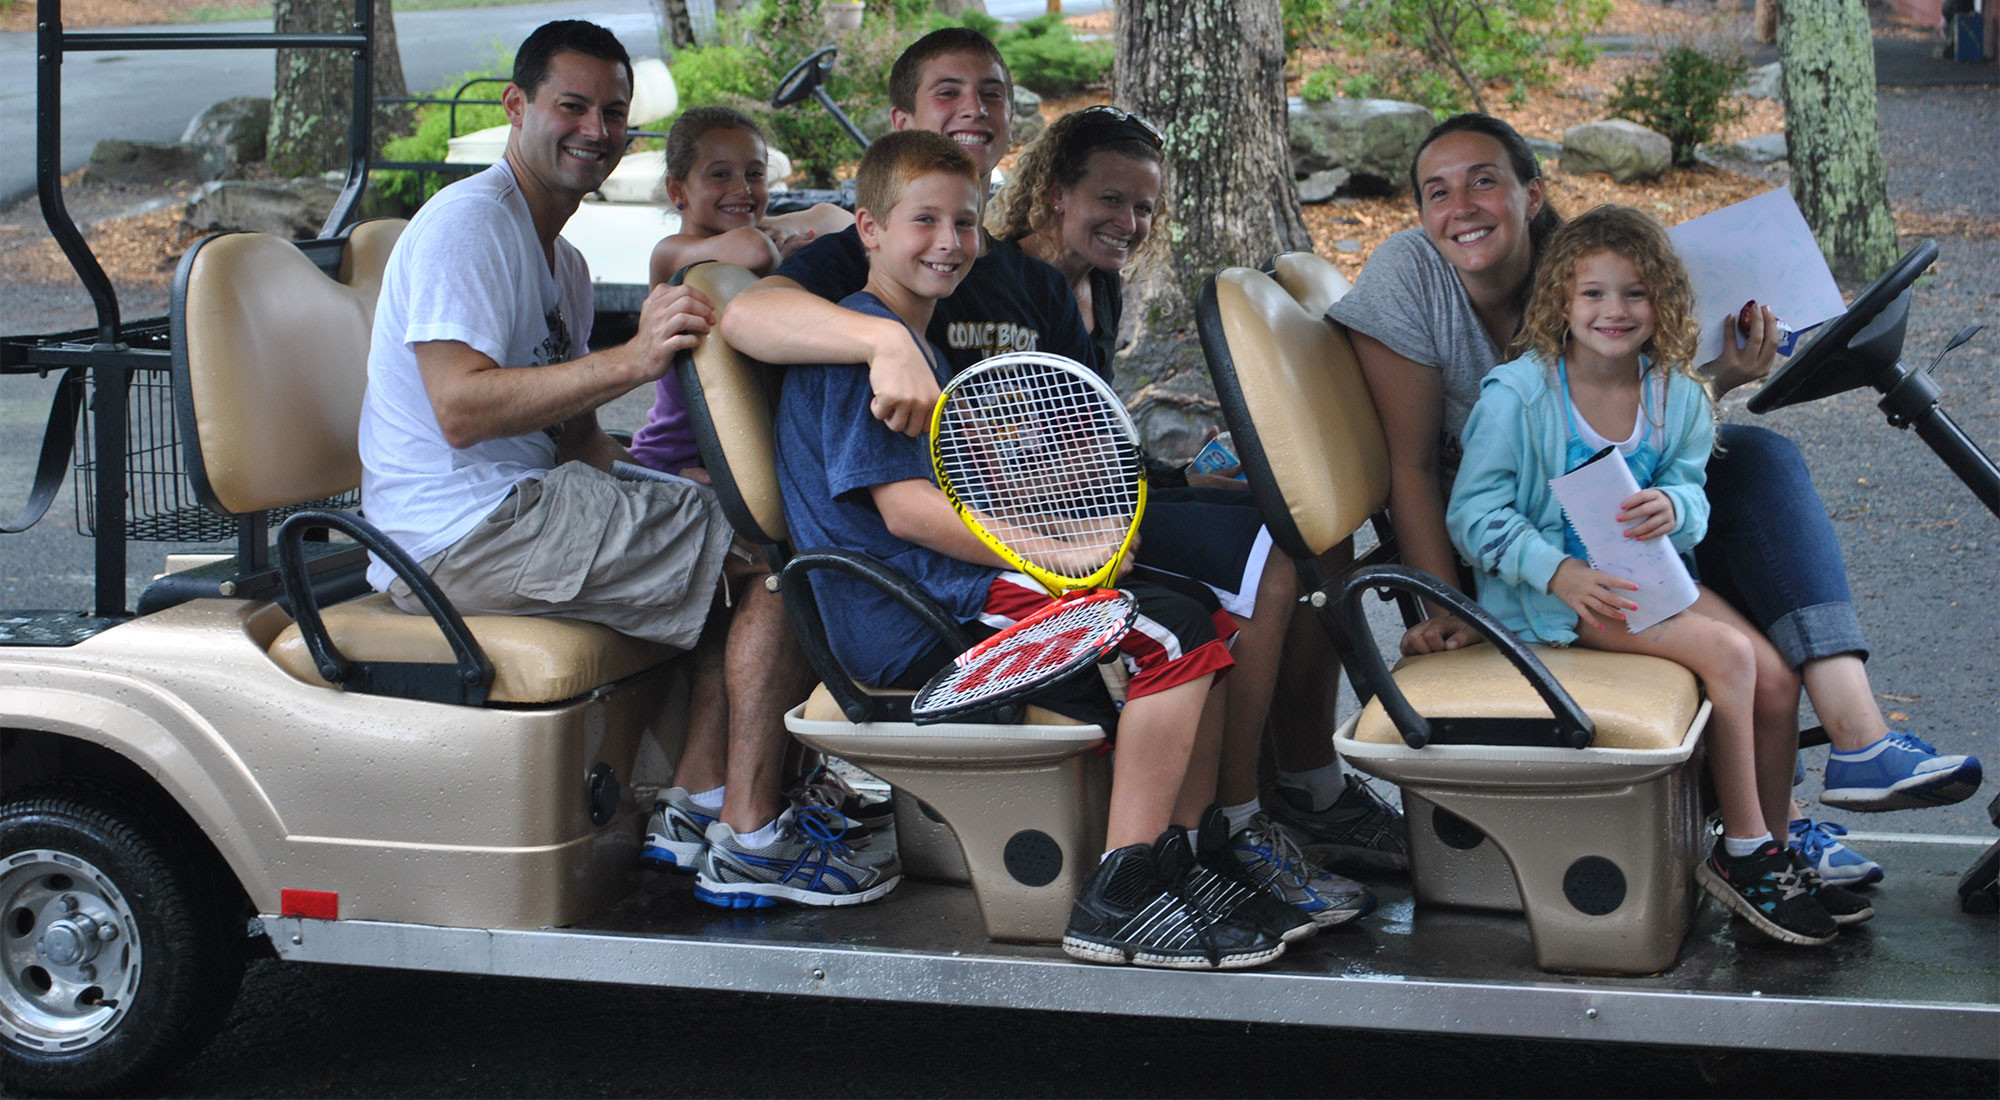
[776,292,999,687]
[775,226,1100,379]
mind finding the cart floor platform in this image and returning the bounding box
[267,836,1999,1061]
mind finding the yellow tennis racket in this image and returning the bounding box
[913,353,1147,722]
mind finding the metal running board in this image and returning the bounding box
[264,839,1999,1061]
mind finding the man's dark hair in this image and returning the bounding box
[511,20,634,100]
[888,27,1011,113]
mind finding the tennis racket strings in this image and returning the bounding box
[932,355,1144,594]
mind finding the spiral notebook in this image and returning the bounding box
[1548,446,1698,634]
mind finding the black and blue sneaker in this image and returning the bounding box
[694,806,901,909]
[1697,839,1838,946]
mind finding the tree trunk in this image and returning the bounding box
[268,0,408,177]
[1114,0,1311,457]
[652,0,697,52]
[1778,0,1898,283]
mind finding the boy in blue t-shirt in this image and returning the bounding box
[774,130,1293,970]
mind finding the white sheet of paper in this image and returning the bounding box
[1668,189,1847,365]
[1548,450,1698,634]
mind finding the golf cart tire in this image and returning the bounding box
[0,781,247,1097]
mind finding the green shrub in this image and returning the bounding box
[1299,66,1344,104]
[669,43,765,111]
[922,10,1108,95]
[1607,46,1748,167]
[1325,0,1609,116]
[375,64,511,208]
[994,14,1112,95]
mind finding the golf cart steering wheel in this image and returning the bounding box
[773,46,839,109]
[1747,238,1937,414]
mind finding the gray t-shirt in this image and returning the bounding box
[1324,228,1500,467]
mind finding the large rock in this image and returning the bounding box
[1735,61,1783,101]
[85,139,214,185]
[1560,119,1671,183]
[1295,167,1351,205]
[183,178,344,239]
[1718,132,1788,164]
[180,96,271,176]
[1287,98,1436,195]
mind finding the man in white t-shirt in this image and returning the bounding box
[359,21,893,906]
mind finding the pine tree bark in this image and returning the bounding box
[1778,0,1898,283]
[268,0,408,177]
[1114,0,1311,457]
[652,0,696,51]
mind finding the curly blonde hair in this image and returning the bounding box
[986,108,1171,278]
[1511,205,1701,381]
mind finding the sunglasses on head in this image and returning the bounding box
[1074,104,1163,150]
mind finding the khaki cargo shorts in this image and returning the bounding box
[387,461,735,649]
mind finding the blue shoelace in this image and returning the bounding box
[1882,730,1939,754]
[1790,818,1849,861]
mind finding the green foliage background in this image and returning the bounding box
[1289,0,1611,116]
[1608,46,1749,166]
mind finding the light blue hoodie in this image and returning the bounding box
[1446,350,1714,646]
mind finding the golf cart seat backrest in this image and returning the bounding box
[1203,258,1709,976]
[673,260,1112,945]
[1267,249,1353,318]
[169,225,673,705]
[174,220,403,515]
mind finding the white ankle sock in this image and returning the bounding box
[736,817,782,849]
[1276,762,1345,812]
[1221,798,1260,836]
[689,785,725,810]
[1723,833,1773,859]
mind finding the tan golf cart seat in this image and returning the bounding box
[170,223,675,927]
[672,260,1111,944]
[1198,255,1710,975]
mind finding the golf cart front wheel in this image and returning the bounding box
[0,782,245,1097]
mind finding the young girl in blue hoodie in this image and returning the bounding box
[1446,205,1867,947]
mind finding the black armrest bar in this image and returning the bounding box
[277,510,494,706]
[779,549,1018,725]
[1336,565,1595,750]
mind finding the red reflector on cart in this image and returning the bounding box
[281,889,339,919]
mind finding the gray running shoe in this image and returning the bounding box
[1186,806,1318,942]
[642,787,715,872]
[1266,775,1410,873]
[1223,813,1375,928]
[694,806,901,909]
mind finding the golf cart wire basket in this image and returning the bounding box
[68,360,359,542]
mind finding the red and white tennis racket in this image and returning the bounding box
[912,353,1146,723]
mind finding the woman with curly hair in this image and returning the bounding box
[988,105,1168,377]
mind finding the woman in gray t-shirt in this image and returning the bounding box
[1330,114,1981,856]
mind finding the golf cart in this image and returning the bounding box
[2,3,1994,1095]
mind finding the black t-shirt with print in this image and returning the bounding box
[774,225,1098,379]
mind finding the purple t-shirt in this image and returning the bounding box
[628,377,698,474]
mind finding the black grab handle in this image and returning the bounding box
[1336,565,1595,750]
[277,509,495,706]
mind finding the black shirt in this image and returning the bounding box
[774,225,1098,379]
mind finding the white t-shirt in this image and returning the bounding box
[358,161,595,591]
